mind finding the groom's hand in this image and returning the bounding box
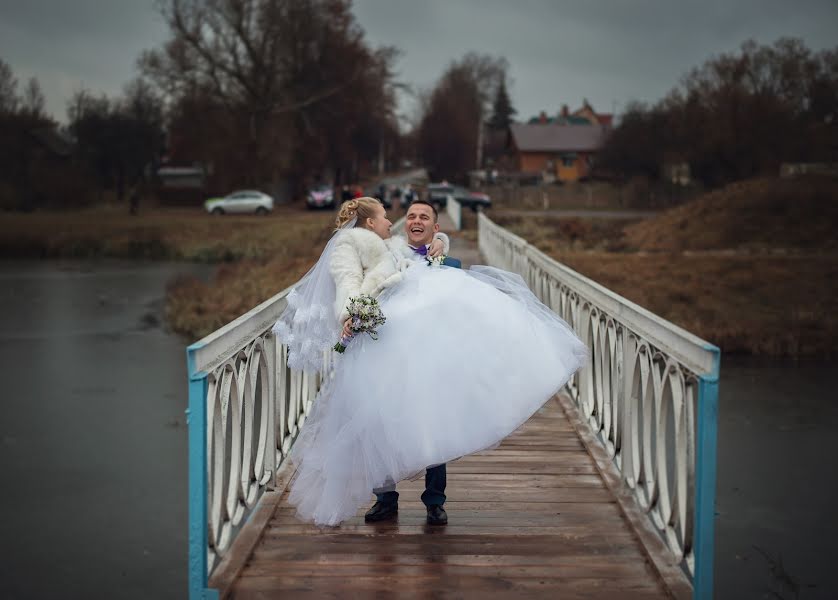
[428,238,444,258]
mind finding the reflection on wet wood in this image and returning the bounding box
[228,399,673,599]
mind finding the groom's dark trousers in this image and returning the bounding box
[374,464,447,507]
[373,253,457,508]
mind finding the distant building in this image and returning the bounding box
[779,162,838,178]
[508,123,610,183]
[663,162,692,186]
[155,165,208,205]
[157,166,207,189]
[527,100,613,127]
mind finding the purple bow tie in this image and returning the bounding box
[412,245,428,256]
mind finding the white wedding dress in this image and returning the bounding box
[284,262,589,526]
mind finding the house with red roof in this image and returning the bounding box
[514,100,612,182]
[527,100,613,127]
[509,122,610,182]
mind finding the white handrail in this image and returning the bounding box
[187,286,335,598]
[445,194,462,230]
[478,212,719,598]
[187,213,719,600]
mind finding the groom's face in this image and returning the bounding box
[405,204,440,247]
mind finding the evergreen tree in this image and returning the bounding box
[488,78,516,130]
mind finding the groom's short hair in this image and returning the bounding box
[407,199,438,222]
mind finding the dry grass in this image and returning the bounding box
[0,205,333,262]
[550,252,837,356]
[490,214,633,252]
[6,175,837,353]
[494,176,838,357]
[0,205,336,339]
[165,254,321,339]
[623,175,838,252]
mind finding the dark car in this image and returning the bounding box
[306,184,335,209]
[426,183,454,208]
[426,183,491,212]
[399,184,418,208]
[369,184,392,209]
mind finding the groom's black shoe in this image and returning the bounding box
[426,504,448,525]
[364,501,398,522]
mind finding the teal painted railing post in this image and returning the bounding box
[694,347,720,600]
[186,344,219,600]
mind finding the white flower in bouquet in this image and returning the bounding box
[334,294,387,353]
[426,254,447,267]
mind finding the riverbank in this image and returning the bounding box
[0,205,332,261]
[3,260,833,598]
[0,205,337,338]
[4,174,834,356]
[488,175,838,357]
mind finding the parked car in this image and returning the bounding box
[426,183,491,212]
[204,190,274,215]
[456,190,492,211]
[426,183,454,208]
[399,184,418,208]
[369,184,392,208]
[306,185,335,209]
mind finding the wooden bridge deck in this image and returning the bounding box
[222,397,681,599]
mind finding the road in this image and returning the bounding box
[493,208,659,219]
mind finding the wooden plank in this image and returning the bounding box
[263,524,632,536]
[240,563,659,580]
[244,552,650,569]
[208,460,295,600]
[271,510,624,527]
[276,503,625,518]
[395,474,605,488]
[248,535,647,561]
[444,464,598,475]
[386,488,613,503]
[224,394,673,599]
[232,574,665,594]
[233,589,666,600]
[556,394,693,600]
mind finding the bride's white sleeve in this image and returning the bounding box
[329,237,363,322]
[434,232,450,254]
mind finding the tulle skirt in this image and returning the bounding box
[287,264,589,526]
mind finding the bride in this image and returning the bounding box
[273,196,588,526]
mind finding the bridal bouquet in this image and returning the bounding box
[426,254,447,267]
[333,294,387,353]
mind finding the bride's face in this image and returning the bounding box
[365,204,392,240]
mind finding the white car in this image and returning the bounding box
[204,190,274,215]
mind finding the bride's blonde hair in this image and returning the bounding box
[335,197,382,230]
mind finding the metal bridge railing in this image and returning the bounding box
[479,212,720,600]
[186,287,334,600]
[186,213,719,600]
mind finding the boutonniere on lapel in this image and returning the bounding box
[426,254,447,267]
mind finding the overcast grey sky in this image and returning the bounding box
[1,0,836,124]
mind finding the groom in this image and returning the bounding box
[364,199,457,526]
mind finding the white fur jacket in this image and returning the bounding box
[329,228,449,322]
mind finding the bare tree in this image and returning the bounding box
[140,0,399,193]
[417,53,508,180]
[600,38,838,186]
[68,82,166,202]
[0,58,19,114]
[21,77,46,118]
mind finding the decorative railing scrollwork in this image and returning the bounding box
[186,213,719,600]
[478,213,719,599]
[186,287,333,598]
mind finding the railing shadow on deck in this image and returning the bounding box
[185,213,719,600]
